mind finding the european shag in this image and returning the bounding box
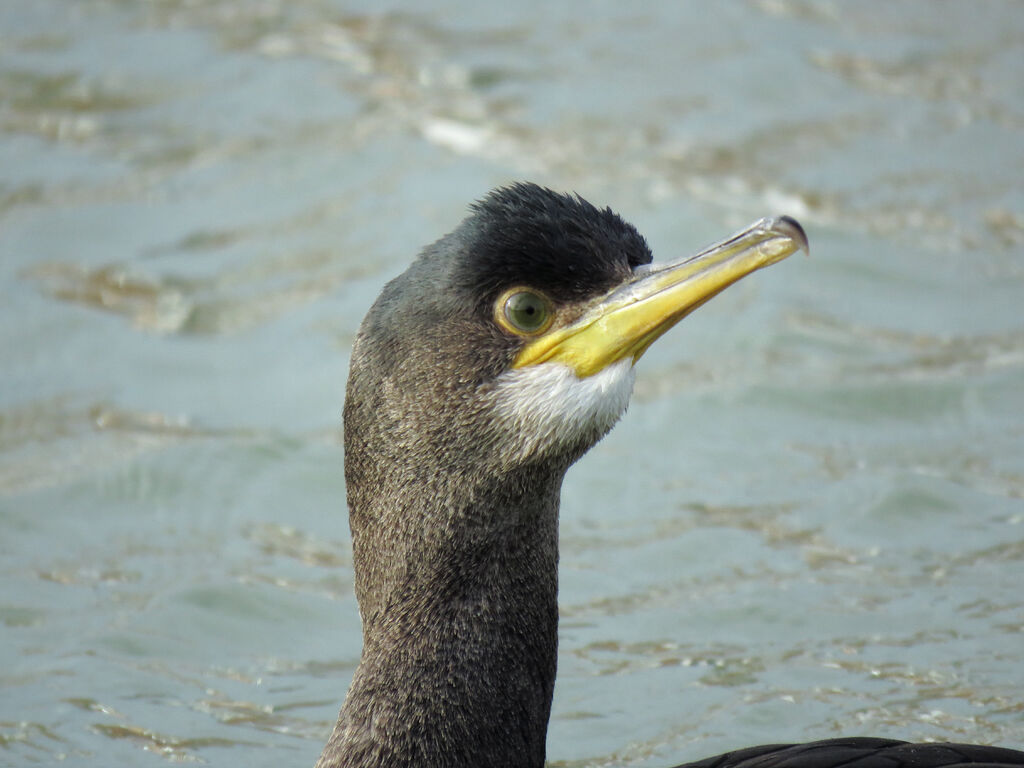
[315,183,1024,768]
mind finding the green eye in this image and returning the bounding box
[500,290,553,334]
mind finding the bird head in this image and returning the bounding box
[344,183,805,482]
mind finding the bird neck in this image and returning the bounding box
[317,448,566,768]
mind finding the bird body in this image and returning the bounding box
[670,738,1024,768]
[315,184,1023,768]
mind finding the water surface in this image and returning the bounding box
[1,1,1023,766]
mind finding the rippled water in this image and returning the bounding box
[2,1,1022,766]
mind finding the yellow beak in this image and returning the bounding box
[513,216,808,378]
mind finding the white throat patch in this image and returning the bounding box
[486,358,636,463]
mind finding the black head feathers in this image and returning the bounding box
[450,183,653,308]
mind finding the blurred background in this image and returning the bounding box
[1,1,1022,766]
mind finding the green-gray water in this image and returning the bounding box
[2,2,1022,765]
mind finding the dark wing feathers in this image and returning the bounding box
[672,739,1024,768]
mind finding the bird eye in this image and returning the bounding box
[498,289,553,335]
